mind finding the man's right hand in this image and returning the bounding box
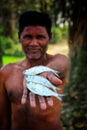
[21,72,62,110]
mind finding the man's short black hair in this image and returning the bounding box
[18,11,52,34]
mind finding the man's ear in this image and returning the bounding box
[49,32,52,41]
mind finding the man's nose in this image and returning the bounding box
[30,39,38,46]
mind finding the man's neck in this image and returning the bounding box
[25,54,49,68]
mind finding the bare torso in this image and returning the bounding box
[0,54,69,130]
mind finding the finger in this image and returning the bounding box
[21,78,28,104]
[46,72,62,85]
[29,92,36,108]
[40,72,62,86]
[38,96,47,110]
[46,97,53,106]
[40,72,47,78]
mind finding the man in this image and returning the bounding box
[0,11,69,130]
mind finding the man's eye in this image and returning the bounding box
[37,35,46,39]
[23,35,32,39]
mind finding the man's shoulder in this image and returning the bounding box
[1,63,15,71]
[52,53,69,62]
[47,53,69,73]
[0,63,14,77]
[47,53,69,64]
[0,61,23,76]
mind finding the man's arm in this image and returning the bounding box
[21,54,69,109]
[0,68,11,130]
[47,54,69,88]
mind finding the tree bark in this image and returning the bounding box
[62,18,87,130]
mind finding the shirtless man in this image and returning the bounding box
[0,11,69,130]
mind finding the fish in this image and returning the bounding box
[25,75,62,92]
[23,65,59,77]
[26,81,64,101]
[23,65,64,101]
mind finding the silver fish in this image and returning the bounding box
[26,82,64,101]
[23,65,59,77]
[25,75,61,92]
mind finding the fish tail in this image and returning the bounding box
[56,96,62,101]
[56,87,62,91]
[56,93,65,101]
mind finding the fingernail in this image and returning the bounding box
[30,101,36,108]
[47,98,53,106]
[40,103,47,110]
[21,98,26,104]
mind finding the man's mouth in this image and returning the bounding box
[30,49,39,52]
[26,47,42,53]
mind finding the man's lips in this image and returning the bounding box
[29,49,40,53]
[26,47,41,53]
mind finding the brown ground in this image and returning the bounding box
[47,41,69,57]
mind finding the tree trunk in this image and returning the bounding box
[3,9,16,39]
[62,18,87,130]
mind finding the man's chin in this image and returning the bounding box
[27,54,41,60]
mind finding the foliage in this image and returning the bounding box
[51,26,68,44]
[0,36,13,52]
[3,56,23,66]
[4,43,24,57]
[51,26,62,43]
[0,27,24,57]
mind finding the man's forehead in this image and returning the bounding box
[22,26,48,34]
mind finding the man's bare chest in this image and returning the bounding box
[5,70,24,104]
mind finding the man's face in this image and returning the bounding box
[19,26,51,60]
